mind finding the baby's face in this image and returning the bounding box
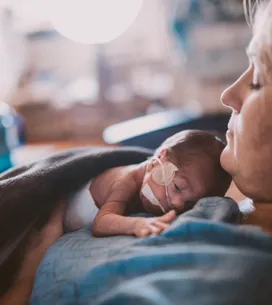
[140,155,214,215]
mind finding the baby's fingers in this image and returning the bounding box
[148,224,163,235]
[151,220,170,230]
[156,210,176,224]
[138,225,160,237]
[138,228,151,237]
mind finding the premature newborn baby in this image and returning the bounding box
[64,130,231,237]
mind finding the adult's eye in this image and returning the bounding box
[249,82,262,90]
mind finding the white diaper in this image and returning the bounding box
[63,181,99,232]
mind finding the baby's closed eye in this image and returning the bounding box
[172,179,189,192]
[174,183,182,193]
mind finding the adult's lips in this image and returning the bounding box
[227,113,236,134]
[226,130,233,138]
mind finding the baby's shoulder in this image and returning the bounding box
[108,165,137,188]
[102,166,138,202]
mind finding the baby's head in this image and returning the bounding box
[140,130,232,215]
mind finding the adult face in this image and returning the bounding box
[220,37,272,201]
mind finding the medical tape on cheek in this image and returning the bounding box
[151,156,178,205]
[141,157,166,213]
[141,183,166,213]
[151,157,178,185]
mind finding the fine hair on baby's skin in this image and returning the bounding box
[155,130,232,197]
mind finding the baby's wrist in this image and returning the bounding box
[132,217,146,235]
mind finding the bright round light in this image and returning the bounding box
[49,0,143,44]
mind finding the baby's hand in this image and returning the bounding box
[134,210,176,238]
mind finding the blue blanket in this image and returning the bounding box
[31,198,272,305]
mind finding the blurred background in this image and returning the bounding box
[0,0,251,170]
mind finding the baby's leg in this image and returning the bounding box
[63,182,99,232]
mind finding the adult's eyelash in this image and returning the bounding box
[249,82,262,90]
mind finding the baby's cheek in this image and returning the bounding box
[170,195,185,209]
[156,188,168,202]
[148,180,166,198]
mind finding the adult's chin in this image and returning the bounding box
[220,146,235,175]
[220,148,251,198]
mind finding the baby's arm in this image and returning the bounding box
[92,201,176,237]
[92,180,176,237]
[92,200,139,237]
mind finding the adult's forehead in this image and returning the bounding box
[246,33,266,60]
[246,34,272,84]
[247,38,257,59]
[247,2,272,62]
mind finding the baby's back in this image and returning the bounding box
[64,165,139,232]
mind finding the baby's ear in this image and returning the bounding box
[146,159,153,172]
[158,148,168,160]
[146,156,158,172]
